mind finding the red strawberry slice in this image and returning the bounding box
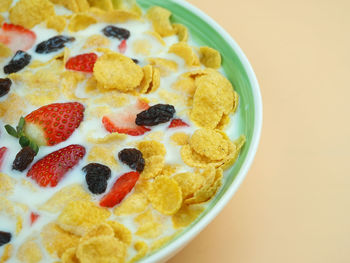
[168,118,189,128]
[100,171,140,208]
[0,23,36,52]
[24,102,85,146]
[0,147,8,171]
[118,40,127,54]
[27,144,86,187]
[65,53,98,73]
[30,212,39,225]
[102,99,151,136]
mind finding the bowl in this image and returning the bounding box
[136,0,263,262]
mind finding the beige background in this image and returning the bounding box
[168,0,350,262]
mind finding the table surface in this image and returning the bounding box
[168,0,350,262]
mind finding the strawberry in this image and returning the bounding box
[30,212,39,225]
[168,118,189,128]
[100,171,139,208]
[24,102,85,146]
[0,23,36,52]
[65,53,98,73]
[102,99,151,136]
[118,39,127,54]
[0,147,8,171]
[27,144,86,187]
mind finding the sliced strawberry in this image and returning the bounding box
[30,212,39,225]
[102,99,151,136]
[27,144,86,187]
[65,53,98,73]
[118,39,127,54]
[0,23,36,52]
[100,171,139,208]
[168,118,189,128]
[24,102,85,146]
[0,147,8,171]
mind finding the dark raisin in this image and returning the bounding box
[102,25,130,40]
[135,104,175,126]
[0,231,11,246]
[4,51,31,74]
[132,58,139,64]
[0,78,11,97]
[85,173,108,194]
[118,148,145,172]
[82,163,111,180]
[35,35,75,54]
[12,146,36,172]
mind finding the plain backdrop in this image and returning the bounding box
[168,0,350,262]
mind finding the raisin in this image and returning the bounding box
[135,104,176,126]
[118,148,145,172]
[0,231,11,246]
[4,51,31,74]
[12,146,36,172]
[102,25,130,40]
[0,78,11,97]
[85,173,108,194]
[132,58,139,64]
[82,163,111,180]
[35,35,75,54]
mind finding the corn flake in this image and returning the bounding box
[0,173,14,197]
[94,52,143,92]
[0,244,12,263]
[17,239,43,263]
[173,172,204,199]
[46,15,67,33]
[140,155,164,180]
[216,114,230,130]
[190,129,229,161]
[221,135,246,170]
[0,93,28,124]
[41,223,80,258]
[76,236,127,263]
[83,34,110,49]
[181,144,219,168]
[146,6,174,37]
[80,223,114,242]
[148,176,182,215]
[134,210,163,239]
[128,241,148,263]
[160,164,179,177]
[0,0,12,12]
[199,46,222,69]
[172,204,204,228]
[148,57,178,77]
[170,132,189,146]
[172,75,196,97]
[57,200,111,236]
[87,0,113,11]
[68,14,97,32]
[87,146,119,170]
[93,9,140,23]
[40,184,91,213]
[51,0,89,13]
[107,221,132,245]
[61,248,79,263]
[169,42,200,67]
[173,23,189,42]
[9,0,55,28]
[137,140,166,158]
[114,192,149,216]
[146,31,166,46]
[0,43,12,59]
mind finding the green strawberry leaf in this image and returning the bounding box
[19,136,30,148]
[29,141,39,155]
[16,117,25,135]
[5,124,18,138]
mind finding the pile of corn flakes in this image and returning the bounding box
[0,0,245,262]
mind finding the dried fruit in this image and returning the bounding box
[100,171,140,208]
[0,78,11,97]
[83,163,111,194]
[118,148,145,172]
[0,231,11,246]
[102,25,130,40]
[30,212,39,225]
[136,104,175,126]
[3,50,31,74]
[27,144,86,187]
[168,118,189,128]
[12,146,36,171]
[0,147,8,171]
[24,102,85,146]
[65,53,98,73]
[0,23,36,52]
[35,35,75,54]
